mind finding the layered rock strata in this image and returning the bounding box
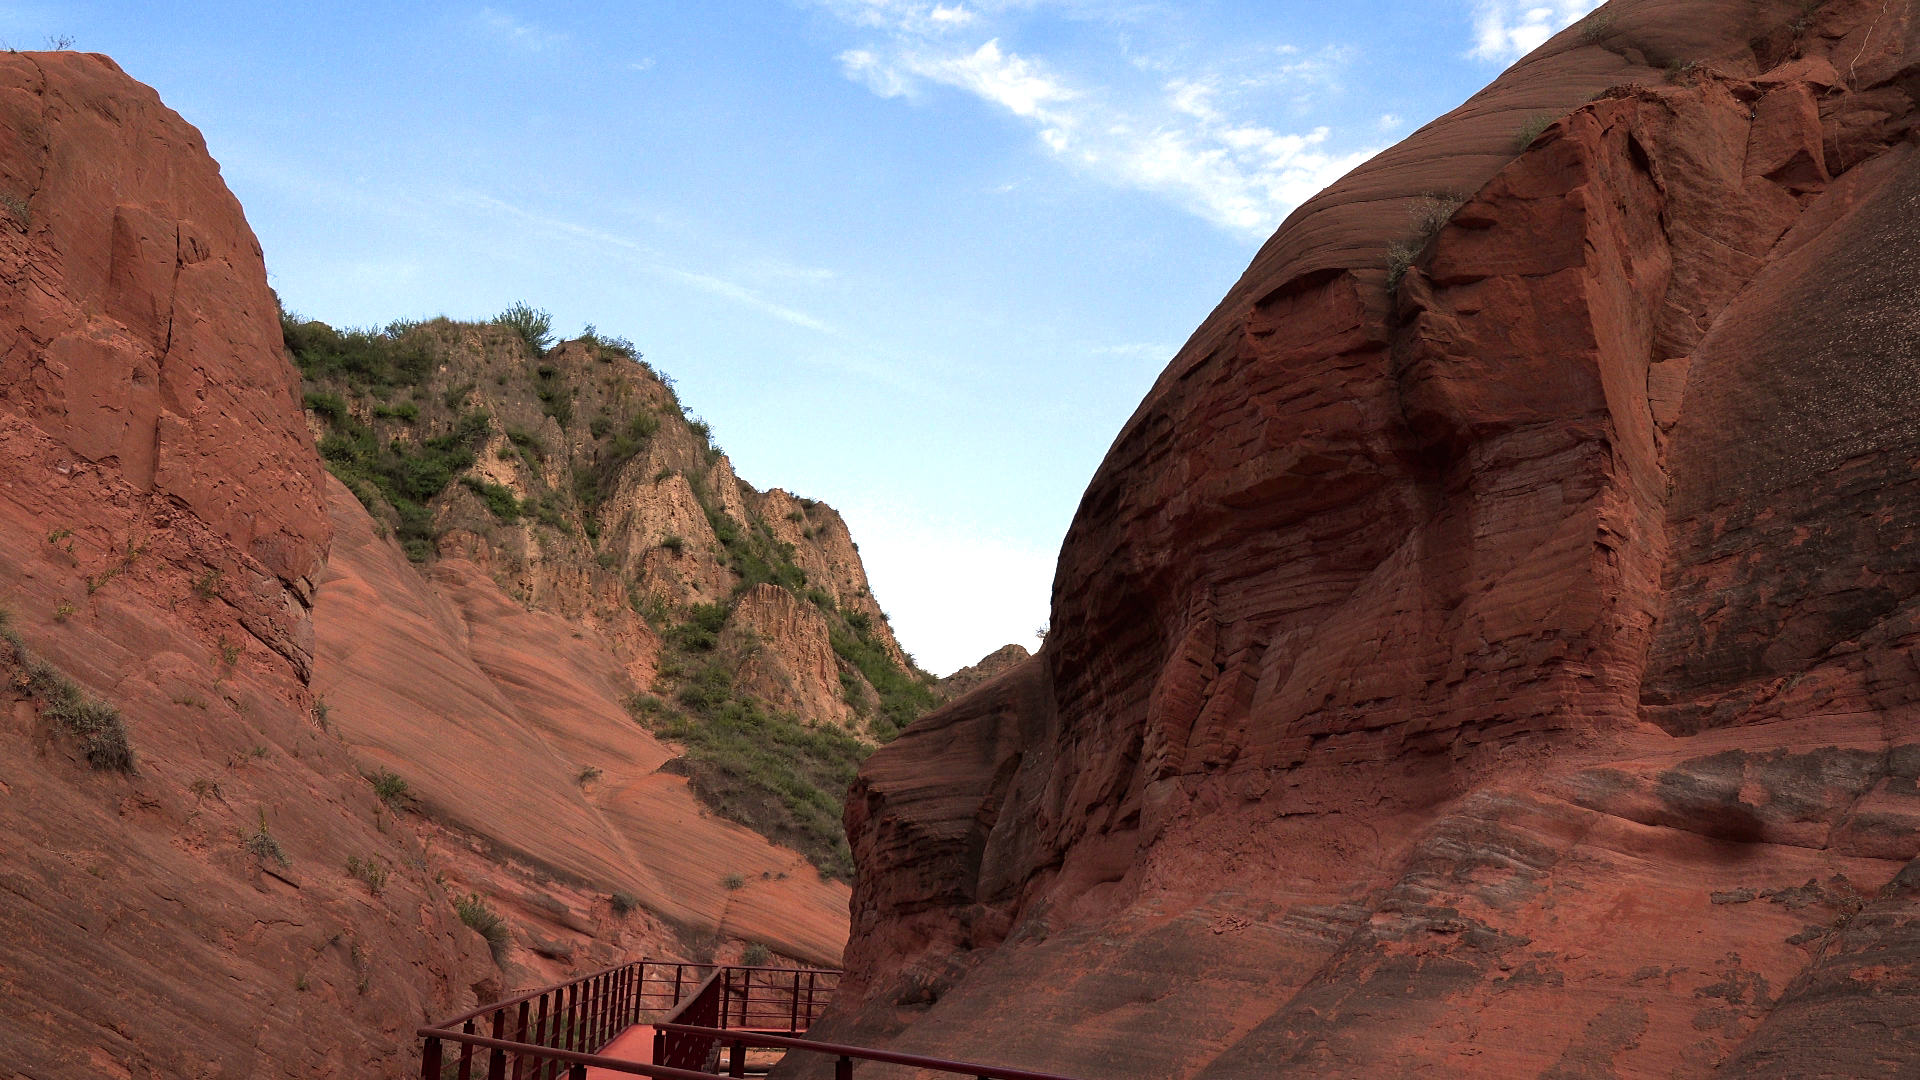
[810,0,1920,1075]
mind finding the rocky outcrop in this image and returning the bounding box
[811,0,1920,1075]
[935,644,1031,704]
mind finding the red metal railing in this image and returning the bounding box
[418,960,839,1080]
[654,1023,1089,1080]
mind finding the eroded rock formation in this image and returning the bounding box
[813,0,1920,1075]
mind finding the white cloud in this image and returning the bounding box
[840,503,1057,676]
[475,8,567,51]
[831,24,1379,237]
[1467,0,1602,64]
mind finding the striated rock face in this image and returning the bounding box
[0,51,330,601]
[813,1,1920,1075]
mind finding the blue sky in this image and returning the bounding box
[6,0,1597,674]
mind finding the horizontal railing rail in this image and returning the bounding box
[656,1023,1090,1080]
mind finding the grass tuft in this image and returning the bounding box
[1385,191,1468,292]
[244,809,290,866]
[1513,111,1555,151]
[611,890,641,916]
[494,303,554,356]
[453,892,511,963]
[347,855,388,895]
[742,943,771,966]
[5,634,135,771]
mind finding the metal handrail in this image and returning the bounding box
[423,961,840,1033]
[419,1029,716,1079]
[419,960,840,1080]
[656,1023,1090,1080]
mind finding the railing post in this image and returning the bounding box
[740,970,750,1029]
[564,983,579,1052]
[674,963,684,1006]
[806,971,816,1028]
[652,1026,665,1066]
[836,1054,853,1080]
[534,993,552,1080]
[459,1019,476,1080]
[512,1001,530,1080]
[721,968,731,1032]
[489,1009,508,1080]
[729,1039,745,1078]
[422,1036,443,1080]
[569,1065,586,1080]
[790,969,801,1033]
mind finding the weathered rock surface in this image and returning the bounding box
[807,0,1920,1075]
[935,644,1032,704]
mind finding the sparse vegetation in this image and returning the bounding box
[2,624,134,771]
[194,567,224,600]
[578,765,603,785]
[244,809,290,866]
[742,943,771,966]
[1665,58,1698,82]
[831,612,935,741]
[314,405,493,561]
[639,683,872,880]
[1385,190,1469,291]
[1,192,29,228]
[1578,9,1613,42]
[190,778,221,801]
[347,855,389,895]
[453,892,511,963]
[611,890,641,916]
[721,873,746,891]
[661,534,685,555]
[312,697,332,730]
[1514,111,1555,151]
[52,601,74,621]
[370,769,411,807]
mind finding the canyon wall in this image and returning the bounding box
[0,50,900,1077]
[814,0,1920,1075]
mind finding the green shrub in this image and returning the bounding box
[370,769,411,807]
[742,943,771,966]
[534,365,572,426]
[661,534,685,555]
[453,892,511,963]
[721,873,745,891]
[372,400,419,422]
[304,391,349,424]
[505,426,544,456]
[611,890,641,916]
[675,603,731,652]
[283,317,434,392]
[829,615,934,742]
[442,383,475,410]
[461,477,522,523]
[578,765,603,785]
[314,408,492,558]
[1578,9,1613,42]
[494,302,553,356]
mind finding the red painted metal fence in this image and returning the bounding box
[418,959,838,1080]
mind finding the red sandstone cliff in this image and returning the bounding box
[0,51,862,1078]
[813,0,1920,1075]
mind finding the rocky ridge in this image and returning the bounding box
[291,311,937,880]
[802,1,1920,1076]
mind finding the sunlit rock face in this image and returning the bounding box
[806,1,1920,1075]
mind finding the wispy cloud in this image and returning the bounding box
[822,4,1379,238]
[475,7,567,51]
[1467,0,1602,64]
[438,189,837,332]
